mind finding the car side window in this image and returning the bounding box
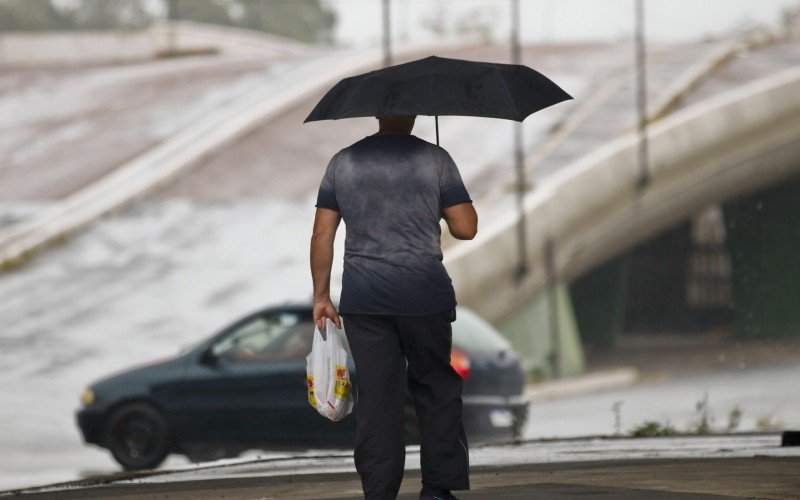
[210,312,313,363]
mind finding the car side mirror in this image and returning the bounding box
[199,347,218,367]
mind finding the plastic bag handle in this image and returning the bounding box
[317,317,335,341]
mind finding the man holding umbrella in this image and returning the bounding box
[310,113,477,499]
[307,55,571,499]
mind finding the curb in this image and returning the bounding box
[524,366,640,402]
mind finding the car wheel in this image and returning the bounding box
[105,402,170,470]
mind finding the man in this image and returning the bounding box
[310,114,478,500]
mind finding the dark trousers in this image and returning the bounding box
[342,309,470,500]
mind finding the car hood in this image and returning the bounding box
[89,354,190,401]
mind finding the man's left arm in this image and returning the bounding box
[310,207,342,330]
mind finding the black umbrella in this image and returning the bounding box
[304,55,573,145]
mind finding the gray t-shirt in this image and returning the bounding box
[315,134,472,316]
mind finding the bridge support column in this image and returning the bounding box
[569,255,631,351]
[723,174,800,339]
[499,281,585,382]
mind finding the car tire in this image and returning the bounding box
[105,401,170,470]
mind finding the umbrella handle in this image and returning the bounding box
[435,115,439,146]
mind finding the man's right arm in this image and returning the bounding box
[439,149,477,240]
[310,207,342,329]
[443,202,478,240]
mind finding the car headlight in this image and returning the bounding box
[80,388,95,406]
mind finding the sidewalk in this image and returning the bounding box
[525,366,640,401]
[7,434,799,498]
[583,330,800,379]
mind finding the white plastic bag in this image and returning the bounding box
[305,318,354,421]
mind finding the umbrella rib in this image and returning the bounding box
[496,68,522,121]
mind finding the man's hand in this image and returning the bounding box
[313,298,341,330]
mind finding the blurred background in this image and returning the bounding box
[2,0,800,491]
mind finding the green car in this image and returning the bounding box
[76,303,529,470]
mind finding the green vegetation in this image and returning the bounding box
[756,412,785,431]
[0,233,69,274]
[0,247,34,273]
[0,0,337,43]
[629,420,677,437]
[0,0,150,32]
[1,254,24,272]
[691,391,714,434]
[726,404,742,431]
[626,396,786,438]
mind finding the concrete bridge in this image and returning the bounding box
[448,40,800,380]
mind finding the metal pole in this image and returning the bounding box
[544,238,561,378]
[382,0,392,67]
[435,115,439,146]
[167,0,179,54]
[635,0,650,189]
[543,0,555,42]
[511,0,528,280]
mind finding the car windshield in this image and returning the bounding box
[452,308,512,352]
[211,311,314,363]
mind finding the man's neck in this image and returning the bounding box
[373,130,411,136]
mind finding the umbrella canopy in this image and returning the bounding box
[304,55,573,124]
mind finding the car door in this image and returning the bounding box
[175,310,315,443]
[239,311,357,445]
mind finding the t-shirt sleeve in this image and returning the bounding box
[439,149,472,209]
[315,152,340,212]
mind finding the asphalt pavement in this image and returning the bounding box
[6,434,800,498]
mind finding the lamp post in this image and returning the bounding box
[511,0,529,281]
[634,0,650,189]
[382,0,392,67]
[166,0,179,54]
